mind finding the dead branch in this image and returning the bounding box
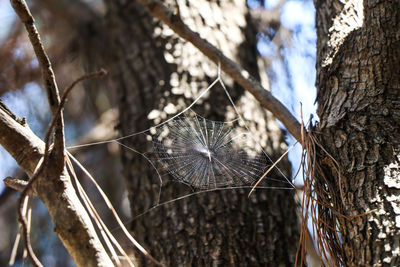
[10,0,65,160]
[14,68,108,266]
[4,0,114,265]
[0,93,114,267]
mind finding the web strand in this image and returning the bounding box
[67,78,220,150]
[111,184,295,232]
[218,78,295,188]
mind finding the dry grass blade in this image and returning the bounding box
[248,142,297,197]
[23,203,32,260]
[67,152,164,266]
[9,229,21,266]
[9,196,30,265]
[296,124,345,267]
[17,159,45,267]
[66,157,129,266]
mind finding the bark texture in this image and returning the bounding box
[315,0,400,265]
[105,0,299,265]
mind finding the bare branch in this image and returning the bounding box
[0,102,114,267]
[0,106,44,177]
[8,7,107,266]
[63,69,107,101]
[137,0,302,141]
[15,68,108,266]
[10,0,65,158]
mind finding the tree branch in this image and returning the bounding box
[14,68,108,266]
[10,0,65,158]
[0,104,114,267]
[0,106,44,177]
[137,0,302,141]
[5,1,114,264]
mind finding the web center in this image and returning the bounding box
[194,145,214,162]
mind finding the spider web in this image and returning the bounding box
[152,112,268,189]
[68,72,296,220]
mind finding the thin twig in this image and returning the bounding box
[248,142,297,197]
[68,152,164,266]
[47,69,107,144]
[136,0,302,141]
[66,157,137,266]
[17,159,44,267]
[3,177,31,194]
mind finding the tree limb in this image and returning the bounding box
[5,1,115,265]
[10,0,65,158]
[14,68,108,266]
[137,0,302,142]
[0,104,114,267]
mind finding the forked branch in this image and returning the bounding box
[4,0,115,266]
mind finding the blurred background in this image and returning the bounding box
[0,0,316,266]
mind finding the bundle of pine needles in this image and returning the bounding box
[296,123,345,267]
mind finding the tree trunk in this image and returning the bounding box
[105,0,299,265]
[315,0,400,265]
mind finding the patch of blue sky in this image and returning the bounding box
[280,6,317,109]
[284,2,316,180]
[278,0,316,120]
[257,0,317,178]
[30,58,39,68]
[247,0,262,9]
[281,0,315,30]
[2,82,51,136]
[257,35,279,59]
[0,1,14,41]
[264,0,281,10]
[0,83,50,191]
[0,148,17,190]
[248,0,281,10]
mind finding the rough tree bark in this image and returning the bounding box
[105,0,299,266]
[315,0,400,265]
